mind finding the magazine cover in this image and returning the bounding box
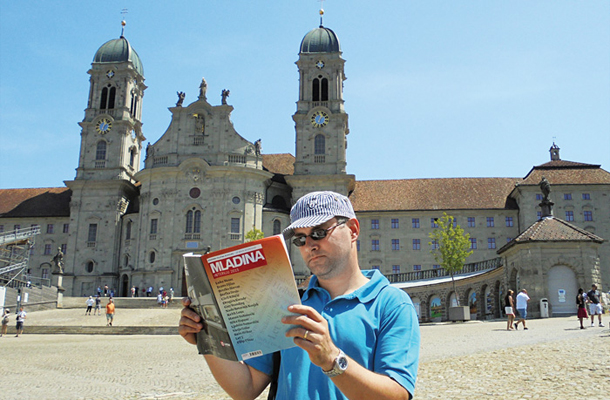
[183,234,302,361]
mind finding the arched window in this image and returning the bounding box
[149,251,156,264]
[129,148,136,167]
[314,134,325,154]
[186,210,193,233]
[108,86,116,109]
[312,76,329,101]
[193,210,201,233]
[125,221,132,240]
[100,87,108,110]
[273,220,281,235]
[96,141,107,160]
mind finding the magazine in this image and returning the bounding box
[183,235,302,361]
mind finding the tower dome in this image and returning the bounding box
[300,26,341,54]
[93,36,144,76]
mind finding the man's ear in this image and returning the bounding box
[346,218,359,241]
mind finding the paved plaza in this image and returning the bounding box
[0,308,608,399]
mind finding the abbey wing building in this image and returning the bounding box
[1,24,609,318]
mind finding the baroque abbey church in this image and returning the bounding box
[1,20,609,319]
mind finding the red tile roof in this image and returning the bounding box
[0,187,71,217]
[350,178,521,212]
[262,153,295,175]
[520,160,610,185]
[498,216,604,253]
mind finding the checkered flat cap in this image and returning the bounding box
[283,191,356,239]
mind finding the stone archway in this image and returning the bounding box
[547,265,577,315]
[121,274,129,297]
[411,297,421,321]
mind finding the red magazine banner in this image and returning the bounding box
[205,243,268,279]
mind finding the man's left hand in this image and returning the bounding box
[283,304,339,371]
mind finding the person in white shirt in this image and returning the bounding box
[514,289,530,330]
[85,296,94,315]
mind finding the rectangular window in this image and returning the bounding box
[536,194,543,201]
[564,193,572,200]
[0,225,3,233]
[88,224,98,242]
[431,218,439,228]
[391,219,399,229]
[412,239,421,250]
[372,266,380,270]
[582,193,590,200]
[42,269,49,280]
[231,218,240,233]
[486,217,494,227]
[371,239,380,251]
[430,239,439,250]
[150,219,158,234]
[412,218,420,228]
[537,211,542,219]
[391,239,400,251]
[44,244,52,255]
[468,217,475,228]
[392,265,400,274]
[46,224,54,234]
[470,238,477,249]
[413,265,422,271]
[565,211,574,221]
[63,223,69,233]
[488,238,496,249]
[584,211,593,221]
[371,219,379,230]
[61,244,67,254]
[14,224,21,231]
[507,237,512,243]
[357,240,360,252]
[505,217,514,227]
[433,264,441,269]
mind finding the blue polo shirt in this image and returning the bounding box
[245,270,420,399]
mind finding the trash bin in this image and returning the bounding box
[540,298,549,318]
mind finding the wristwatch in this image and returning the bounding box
[322,349,348,378]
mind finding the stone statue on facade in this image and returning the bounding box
[539,177,551,201]
[199,78,207,100]
[52,247,64,274]
[221,89,230,105]
[176,91,186,107]
[254,139,262,156]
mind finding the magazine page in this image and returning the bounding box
[184,254,238,361]
[203,235,301,361]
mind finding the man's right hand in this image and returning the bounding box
[178,297,204,345]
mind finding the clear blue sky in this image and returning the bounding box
[1,1,609,189]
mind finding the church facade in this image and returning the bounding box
[1,24,609,302]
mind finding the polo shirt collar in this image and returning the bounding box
[302,269,388,303]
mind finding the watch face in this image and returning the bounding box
[316,60,325,69]
[96,118,112,134]
[337,356,348,370]
[311,111,329,128]
[106,70,115,79]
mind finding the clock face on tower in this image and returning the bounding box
[96,118,112,134]
[311,111,329,128]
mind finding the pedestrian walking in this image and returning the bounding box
[169,287,174,303]
[504,290,515,330]
[514,289,530,330]
[1,308,9,337]
[94,294,102,316]
[586,284,604,327]
[15,307,26,337]
[131,286,136,297]
[104,284,109,297]
[106,298,115,326]
[85,296,94,315]
[179,190,420,399]
[576,288,588,329]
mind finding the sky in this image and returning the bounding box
[1,1,609,189]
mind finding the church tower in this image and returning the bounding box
[286,11,355,200]
[64,23,145,295]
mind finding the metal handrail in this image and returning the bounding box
[385,257,503,283]
[0,226,41,246]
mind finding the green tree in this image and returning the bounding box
[245,227,264,242]
[428,213,473,306]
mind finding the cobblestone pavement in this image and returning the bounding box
[0,310,608,399]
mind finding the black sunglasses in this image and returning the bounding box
[292,220,346,247]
